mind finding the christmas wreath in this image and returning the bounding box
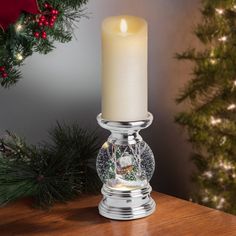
[0,0,88,88]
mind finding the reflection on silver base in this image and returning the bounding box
[98,184,156,220]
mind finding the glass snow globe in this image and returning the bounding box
[96,112,156,220]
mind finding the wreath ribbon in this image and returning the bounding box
[0,0,40,31]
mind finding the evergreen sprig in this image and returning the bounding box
[0,123,101,208]
[176,0,236,214]
[0,0,88,88]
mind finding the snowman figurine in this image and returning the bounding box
[117,152,134,175]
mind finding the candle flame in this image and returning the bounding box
[120,19,128,33]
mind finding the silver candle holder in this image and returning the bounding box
[96,112,156,220]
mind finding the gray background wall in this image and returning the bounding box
[0,0,200,199]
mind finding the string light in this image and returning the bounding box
[216,197,225,209]
[196,7,235,213]
[212,196,218,202]
[223,163,231,170]
[219,160,234,170]
[220,136,227,146]
[231,80,236,91]
[226,164,234,170]
[219,36,227,42]
[216,8,224,15]
[203,171,213,178]
[227,104,236,111]
[210,116,222,125]
[210,59,217,65]
[15,24,23,32]
[16,53,23,61]
[210,50,217,65]
[202,197,209,203]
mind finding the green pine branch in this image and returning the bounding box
[0,123,101,209]
[0,0,88,87]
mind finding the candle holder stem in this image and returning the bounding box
[96,113,156,220]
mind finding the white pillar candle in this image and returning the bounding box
[102,15,148,121]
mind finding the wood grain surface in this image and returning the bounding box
[0,192,236,236]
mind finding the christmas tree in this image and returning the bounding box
[176,0,236,214]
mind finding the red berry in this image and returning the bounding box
[49,22,54,27]
[41,31,47,39]
[44,2,51,8]
[51,9,57,15]
[38,22,43,27]
[52,15,57,20]
[0,66,5,72]
[40,16,46,22]
[2,72,8,78]
[44,21,49,26]
[34,32,40,38]
[54,10,59,15]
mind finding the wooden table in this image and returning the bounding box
[0,192,236,236]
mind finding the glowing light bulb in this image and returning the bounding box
[210,50,215,57]
[120,19,128,33]
[223,164,229,170]
[15,24,23,31]
[220,136,227,146]
[16,53,23,61]
[227,104,236,110]
[216,8,224,15]
[210,59,216,65]
[219,36,227,42]
[204,171,213,178]
[210,50,217,64]
[219,160,234,171]
[213,196,218,202]
[204,188,209,193]
[219,161,223,167]
[216,197,225,209]
[202,197,209,203]
[232,81,236,91]
[210,116,222,125]
[220,198,225,203]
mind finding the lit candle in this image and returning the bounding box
[102,15,148,121]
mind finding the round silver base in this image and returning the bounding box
[98,184,156,220]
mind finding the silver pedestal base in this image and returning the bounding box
[98,184,156,220]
